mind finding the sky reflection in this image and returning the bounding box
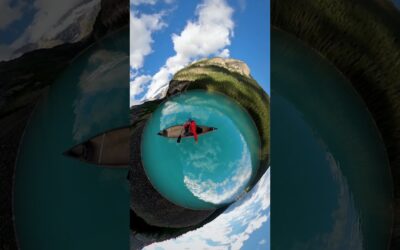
[144,168,270,250]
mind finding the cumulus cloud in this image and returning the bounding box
[131,0,157,5]
[184,134,253,204]
[145,169,270,250]
[130,75,152,99]
[218,48,230,58]
[0,0,24,29]
[131,0,175,5]
[129,9,167,105]
[130,0,234,106]
[130,11,166,70]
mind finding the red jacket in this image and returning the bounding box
[184,121,198,142]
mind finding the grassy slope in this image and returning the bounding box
[173,62,270,165]
[272,0,400,247]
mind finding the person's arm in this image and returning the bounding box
[192,122,198,142]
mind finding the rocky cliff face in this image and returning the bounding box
[193,57,251,78]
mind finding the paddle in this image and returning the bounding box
[177,127,184,143]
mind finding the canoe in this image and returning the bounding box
[157,125,217,138]
[64,127,130,167]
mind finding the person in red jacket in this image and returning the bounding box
[183,118,198,143]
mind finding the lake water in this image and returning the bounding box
[141,90,261,210]
[14,28,130,249]
[271,29,393,249]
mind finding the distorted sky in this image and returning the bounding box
[130,0,270,106]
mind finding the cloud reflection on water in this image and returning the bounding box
[144,168,270,250]
[72,49,128,142]
[183,134,252,204]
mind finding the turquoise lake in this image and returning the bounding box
[271,28,393,249]
[141,90,261,210]
[14,28,130,249]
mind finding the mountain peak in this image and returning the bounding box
[193,57,251,78]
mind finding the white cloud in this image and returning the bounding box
[183,134,253,204]
[130,74,152,98]
[131,0,157,6]
[145,169,270,250]
[0,0,24,29]
[131,0,234,106]
[130,11,166,70]
[129,8,167,104]
[218,48,230,58]
[131,0,175,5]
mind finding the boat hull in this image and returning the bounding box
[157,125,217,138]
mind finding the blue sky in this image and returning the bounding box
[142,0,270,89]
[130,0,270,106]
[0,0,35,45]
[131,1,270,249]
